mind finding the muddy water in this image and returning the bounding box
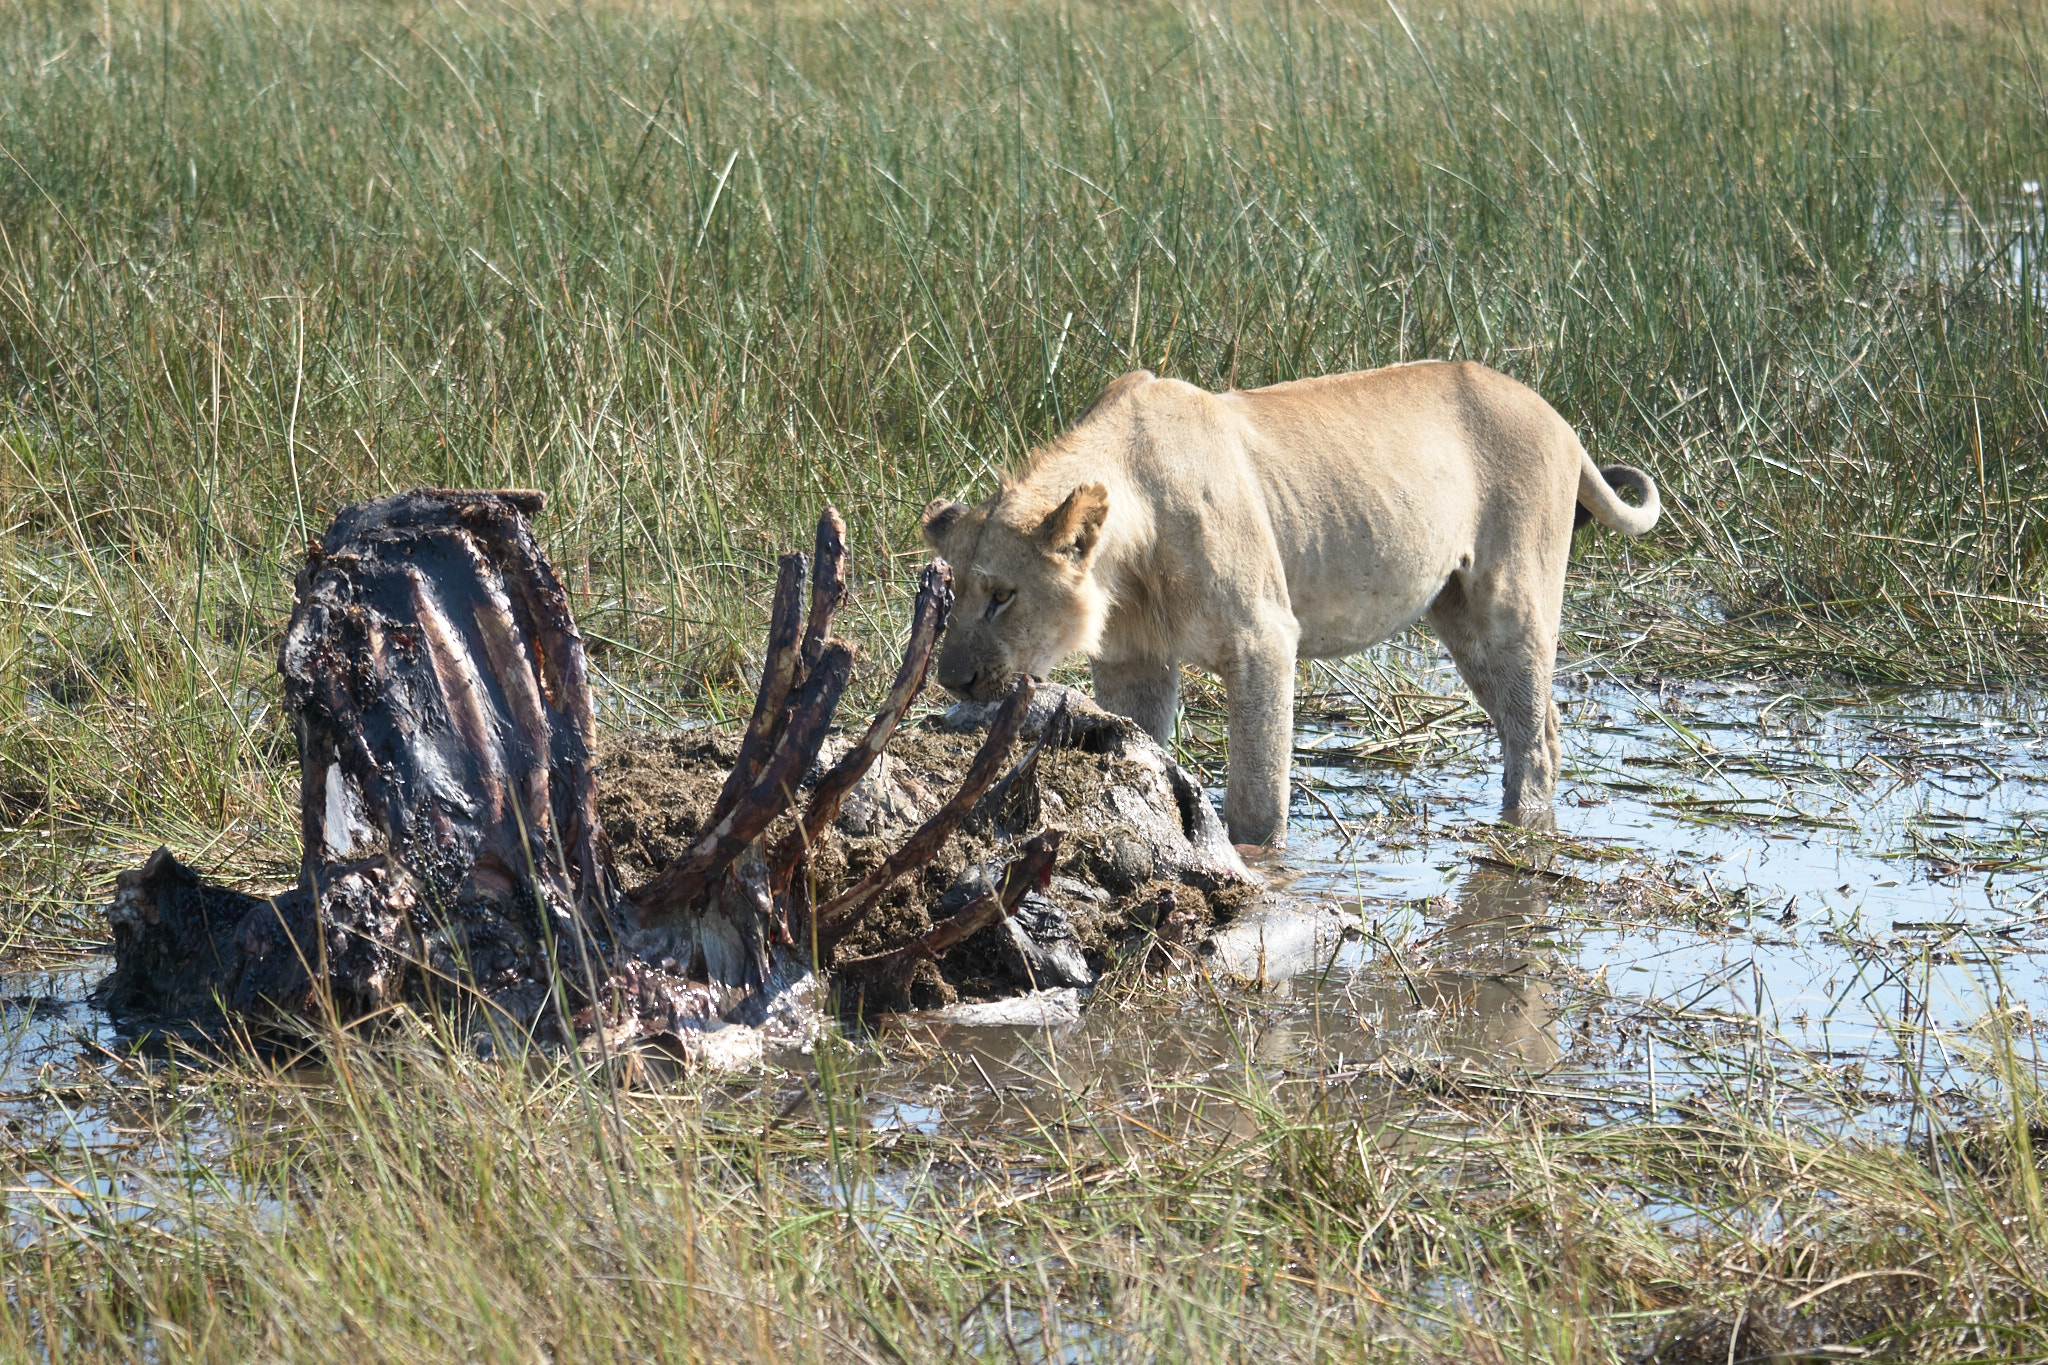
[1,963,251,1241]
[8,676,2048,1197]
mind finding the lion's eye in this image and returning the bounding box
[991,589,1014,606]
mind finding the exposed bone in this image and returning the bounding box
[800,508,849,673]
[623,641,854,928]
[278,488,614,925]
[810,675,1037,942]
[772,559,953,882]
[706,552,807,829]
[835,829,1063,975]
[627,513,855,954]
[968,694,1066,831]
[452,496,612,910]
[103,489,618,1035]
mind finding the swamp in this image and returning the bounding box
[2,0,2047,1358]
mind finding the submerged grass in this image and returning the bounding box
[8,1000,2048,1362]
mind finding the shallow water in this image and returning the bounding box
[8,677,2048,1199]
[858,676,2048,1149]
[1,964,248,1242]
[1904,186,2046,308]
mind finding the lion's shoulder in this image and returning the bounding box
[1073,369,1158,425]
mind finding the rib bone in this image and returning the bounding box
[800,508,848,673]
[625,641,854,925]
[810,674,1036,943]
[834,829,1063,973]
[707,552,807,828]
[772,559,953,883]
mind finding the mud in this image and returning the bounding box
[596,733,734,884]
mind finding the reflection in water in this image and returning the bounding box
[2,965,243,1244]
[853,869,1566,1155]
[1380,872,1561,1071]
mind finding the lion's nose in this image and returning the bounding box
[936,664,978,698]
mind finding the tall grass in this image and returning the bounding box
[0,1,2042,921]
[9,1007,2048,1362]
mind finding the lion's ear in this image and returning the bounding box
[1035,483,1110,561]
[921,498,970,551]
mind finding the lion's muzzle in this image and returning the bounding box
[935,662,980,698]
[935,639,1016,702]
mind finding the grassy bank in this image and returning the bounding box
[1,0,2044,939]
[8,1004,2048,1362]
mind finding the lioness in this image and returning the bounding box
[920,361,1660,847]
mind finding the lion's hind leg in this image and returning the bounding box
[1426,570,1563,825]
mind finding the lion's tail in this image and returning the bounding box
[1574,452,1661,537]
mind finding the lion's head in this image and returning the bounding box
[919,482,1112,702]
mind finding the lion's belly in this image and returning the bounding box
[1243,425,1478,663]
[1290,575,1448,659]
[1272,497,1469,662]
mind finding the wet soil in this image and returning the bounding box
[597,732,735,883]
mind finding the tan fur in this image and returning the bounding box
[921,361,1661,846]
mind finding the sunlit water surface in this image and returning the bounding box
[857,678,2048,1150]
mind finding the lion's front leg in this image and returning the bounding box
[1091,654,1179,746]
[1221,640,1296,849]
